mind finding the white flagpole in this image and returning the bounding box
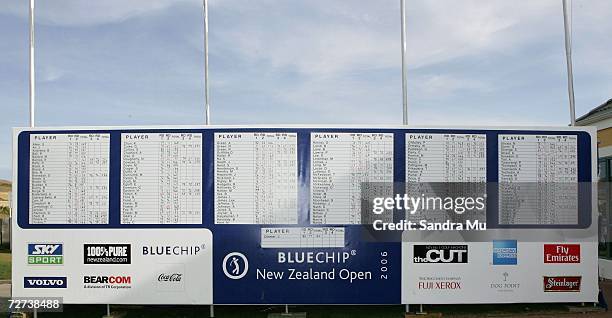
[402,1,409,312]
[204,0,211,125]
[400,0,408,125]
[29,0,35,128]
[203,2,214,316]
[562,0,576,126]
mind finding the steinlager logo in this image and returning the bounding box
[27,243,63,265]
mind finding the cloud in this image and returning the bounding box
[414,74,491,98]
[1,0,612,182]
[201,0,578,125]
[1,0,196,26]
[210,0,563,77]
[40,66,66,82]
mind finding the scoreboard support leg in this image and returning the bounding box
[417,304,427,315]
[209,304,215,317]
[107,304,110,316]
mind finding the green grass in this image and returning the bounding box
[0,250,10,280]
[27,305,407,318]
[27,303,579,318]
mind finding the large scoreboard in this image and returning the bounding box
[12,125,598,304]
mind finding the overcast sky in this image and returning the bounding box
[1,0,611,180]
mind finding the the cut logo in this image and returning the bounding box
[413,245,468,264]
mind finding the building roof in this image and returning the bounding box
[576,98,612,126]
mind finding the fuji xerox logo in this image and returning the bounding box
[417,276,462,290]
[24,277,67,288]
[492,240,517,265]
[28,243,63,265]
[413,245,468,264]
[544,244,580,264]
[222,252,249,280]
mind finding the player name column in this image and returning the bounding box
[405,133,486,223]
[498,134,578,225]
[310,132,394,224]
[406,133,486,183]
[214,132,298,224]
[29,133,110,224]
[121,133,202,224]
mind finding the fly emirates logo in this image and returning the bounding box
[544,244,580,264]
[256,251,373,283]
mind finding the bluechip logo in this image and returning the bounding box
[493,240,517,265]
[28,243,63,265]
[24,277,67,288]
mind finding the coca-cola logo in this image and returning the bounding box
[158,273,183,282]
[154,265,186,291]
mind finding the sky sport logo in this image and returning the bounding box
[544,244,580,263]
[24,277,67,289]
[413,245,468,264]
[492,240,517,265]
[28,243,63,265]
[543,276,581,292]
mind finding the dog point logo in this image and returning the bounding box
[222,252,248,280]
